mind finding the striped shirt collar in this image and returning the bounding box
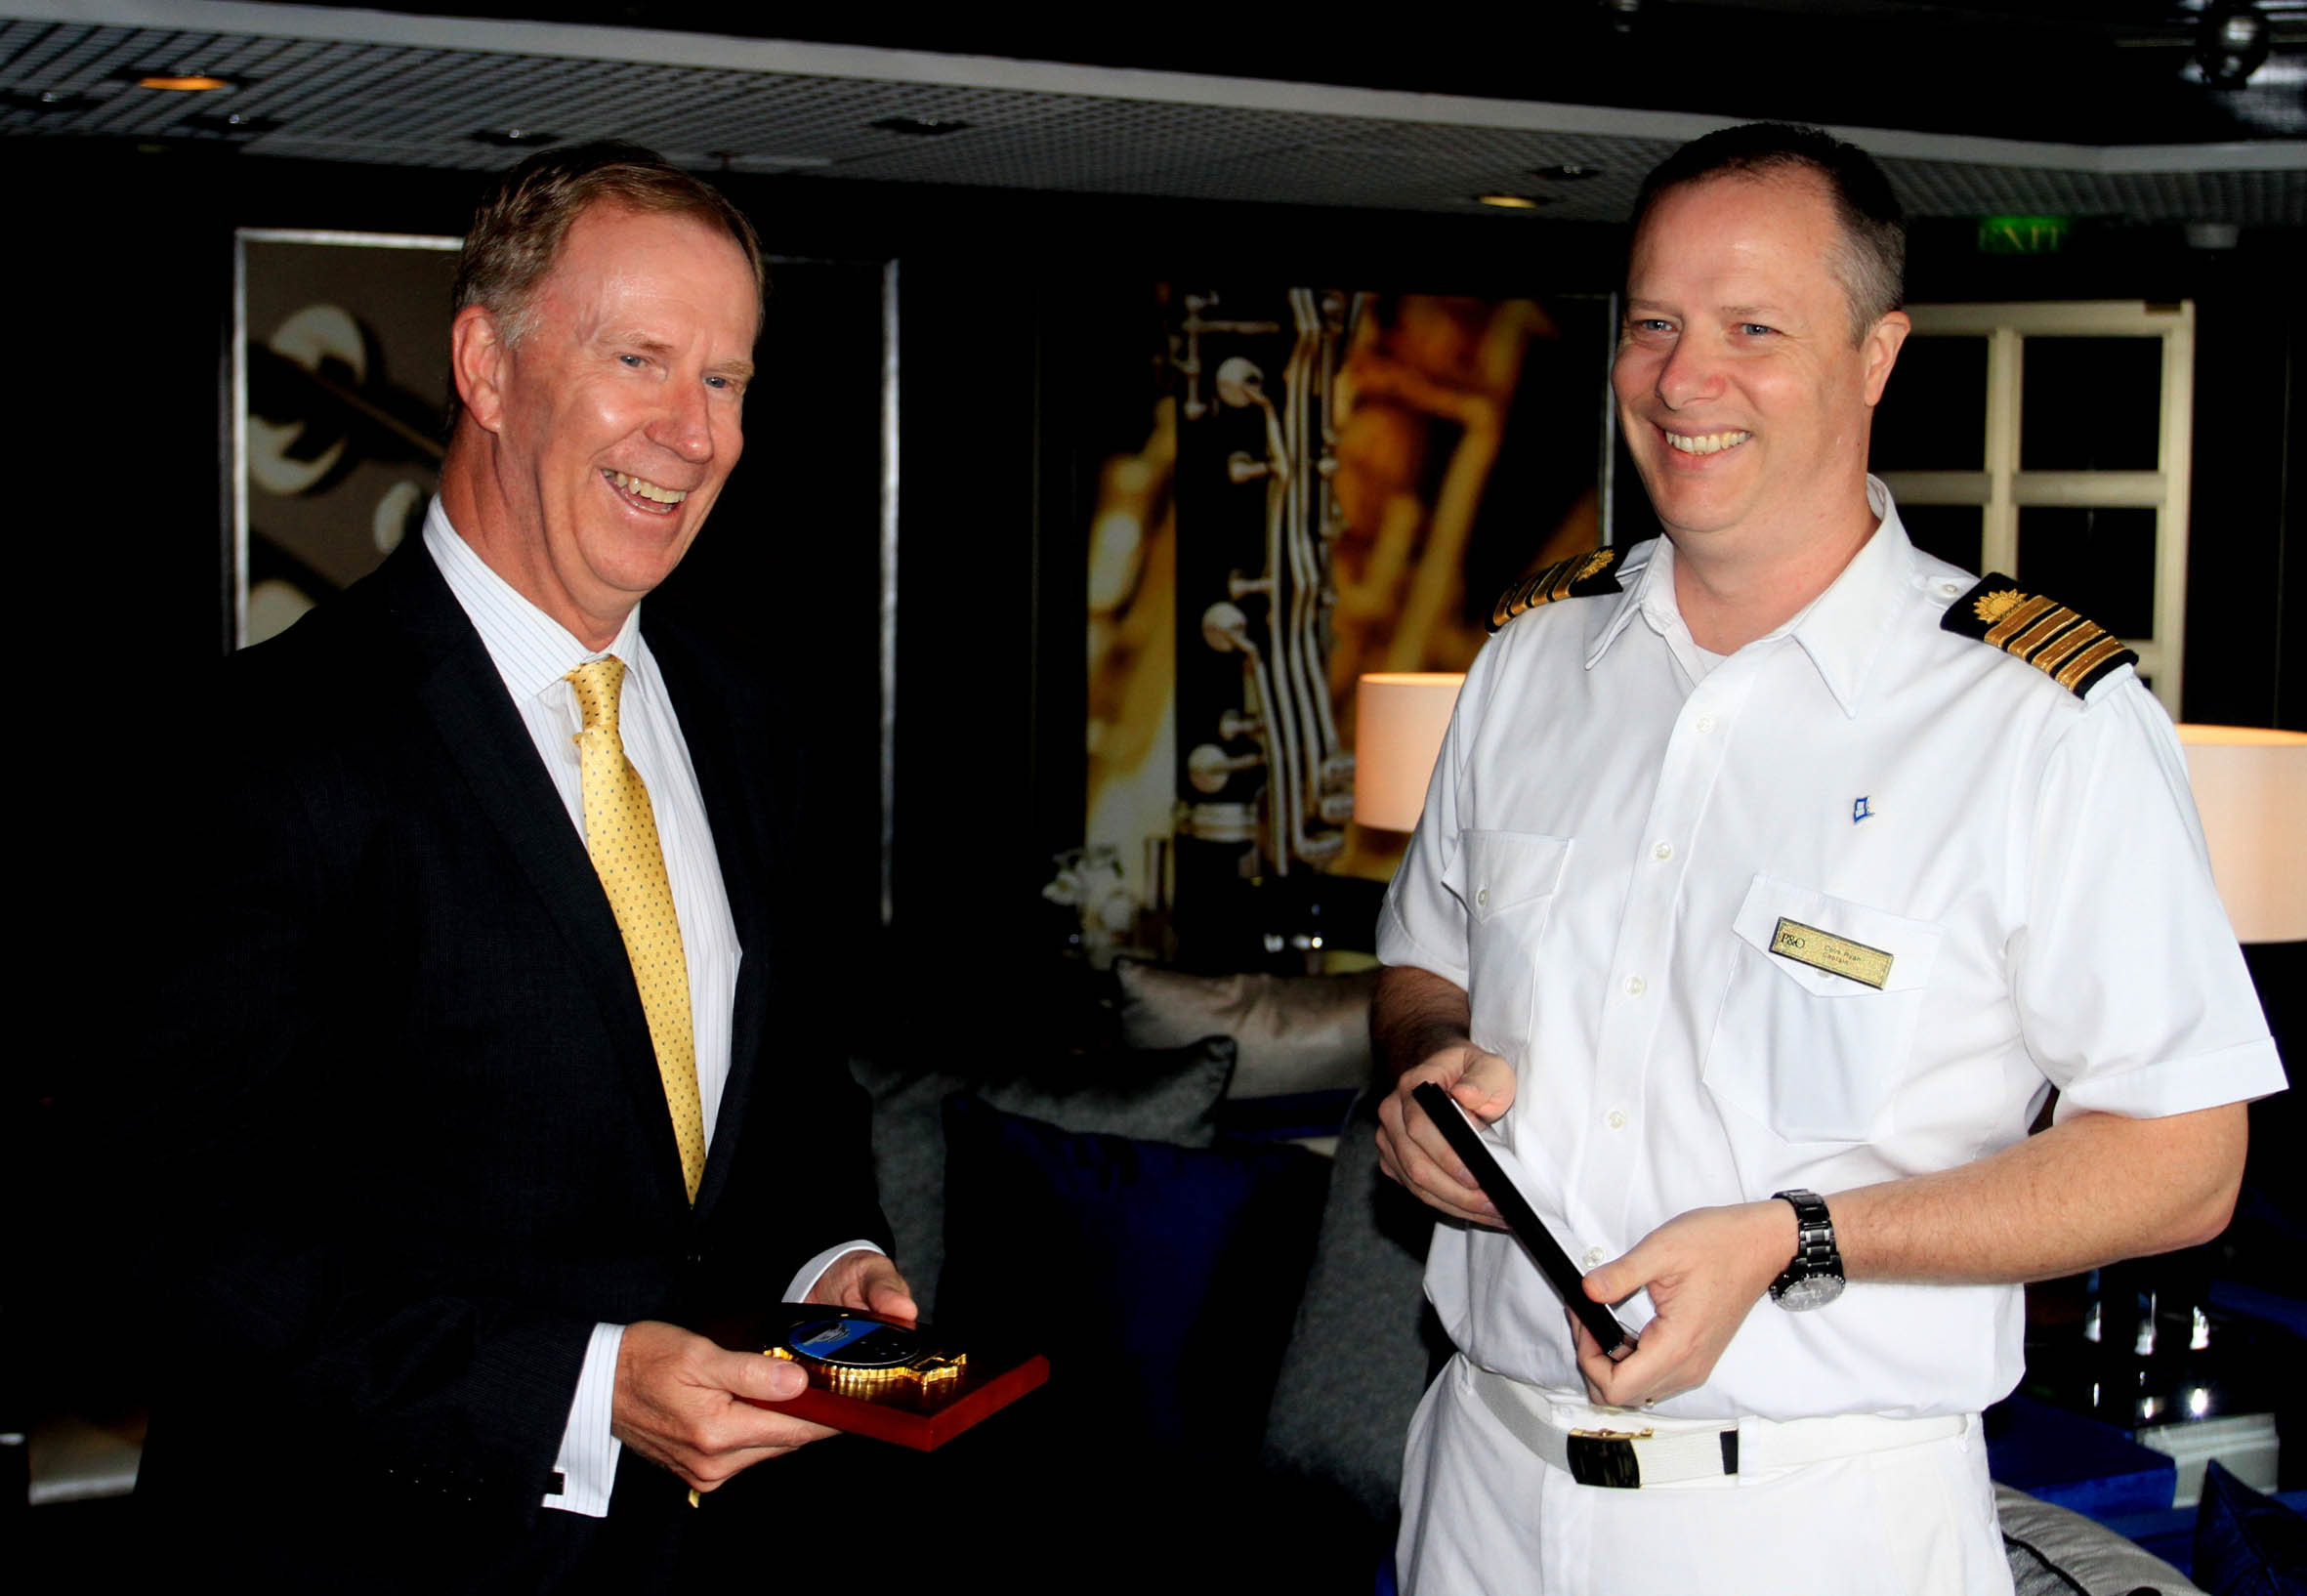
[422,497,647,706]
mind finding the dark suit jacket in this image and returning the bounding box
[126,536,889,1590]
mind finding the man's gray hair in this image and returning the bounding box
[446,141,764,426]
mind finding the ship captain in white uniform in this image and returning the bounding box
[1372,122,2285,1596]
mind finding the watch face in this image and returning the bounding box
[1773,1274,1846,1312]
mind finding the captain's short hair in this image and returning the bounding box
[1629,123,1906,343]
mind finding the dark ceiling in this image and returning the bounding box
[6,2,2298,227]
[291,0,2307,145]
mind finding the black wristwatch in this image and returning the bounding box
[1768,1189,1845,1311]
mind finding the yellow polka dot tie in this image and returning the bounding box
[566,656,705,1203]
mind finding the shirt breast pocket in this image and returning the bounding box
[1461,830,1573,1062]
[1702,875,1943,1145]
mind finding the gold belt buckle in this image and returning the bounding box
[1566,1426,1653,1489]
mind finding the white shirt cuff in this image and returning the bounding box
[540,1242,886,1518]
[784,1240,886,1304]
[543,1322,626,1517]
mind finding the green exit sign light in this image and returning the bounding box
[1978,215,2071,254]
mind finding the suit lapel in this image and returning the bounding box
[373,542,694,1207]
[648,622,773,1216]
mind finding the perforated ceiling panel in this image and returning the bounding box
[3,13,2300,224]
[1888,159,2303,228]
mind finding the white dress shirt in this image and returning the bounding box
[1378,480,2284,1424]
[422,504,874,1515]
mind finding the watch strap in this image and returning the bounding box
[1770,1188,1842,1299]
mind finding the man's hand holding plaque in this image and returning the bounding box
[720,1305,1050,1452]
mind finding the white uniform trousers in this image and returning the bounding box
[1397,1357,2016,1596]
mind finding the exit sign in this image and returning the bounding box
[1978,215,2071,254]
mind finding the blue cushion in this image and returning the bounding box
[1987,1393,2178,1519]
[851,1035,1237,1319]
[937,1091,1330,1463]
[2194,1459,2307,1596]
[1213,1087,1360,1144]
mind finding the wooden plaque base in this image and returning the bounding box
[745,1352,1050,1450]
[712,1307,1049,1452]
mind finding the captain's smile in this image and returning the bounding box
[1663,429,1753,456]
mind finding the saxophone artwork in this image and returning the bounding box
[1081,284,1611,967]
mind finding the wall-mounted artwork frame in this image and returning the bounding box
[231,228,462,650]
[1068,281,1619,968]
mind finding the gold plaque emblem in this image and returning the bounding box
[769,1341,966,1396]
[1769,917,1894,989]
[768,1312,971,1397]
[1973,589,2025,625]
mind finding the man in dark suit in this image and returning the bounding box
[128,142,908,1591]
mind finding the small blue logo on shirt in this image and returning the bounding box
[1853,796,1873,824]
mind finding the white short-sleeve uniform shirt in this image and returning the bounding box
[1378,482,2284,1424]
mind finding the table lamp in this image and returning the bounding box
[1354,673,1466,833]
[2173,725,2306,944]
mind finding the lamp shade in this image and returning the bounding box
[2175,725,2307,944]
[1355,673,1465,832]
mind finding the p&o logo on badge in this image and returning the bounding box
[1769,917,1895,989]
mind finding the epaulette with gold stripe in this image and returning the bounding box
[1489,547,1623,633]
[1940,573,2138,698]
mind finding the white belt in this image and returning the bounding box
[1470,1365,1968,1490]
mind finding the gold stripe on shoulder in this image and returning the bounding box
[2032,619,2106,678]
[1984,593,2058,648]
[1488,547,1622,634]
[2056,635,2131,693]
[1940,573,2138,699]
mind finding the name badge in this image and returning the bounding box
[1769,917,1894,989]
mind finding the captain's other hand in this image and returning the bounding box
[1570,1199,1796,1408]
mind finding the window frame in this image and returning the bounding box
[1877,300,2195,716]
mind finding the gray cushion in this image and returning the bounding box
[850,1037,1237,1319]
[1997,1484,2207,1596]
[976,1041,1237,1145]
[1115,961,1380,1099]
[1261,1089,1447,1525]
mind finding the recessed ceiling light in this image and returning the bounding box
[137,74,233,92]
[1476,193,1555,210]
[473,127,559,147]
[872,115,970,137]
[1531,163,1603,182]
[4,89,96,113]
[185,110,281,136]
